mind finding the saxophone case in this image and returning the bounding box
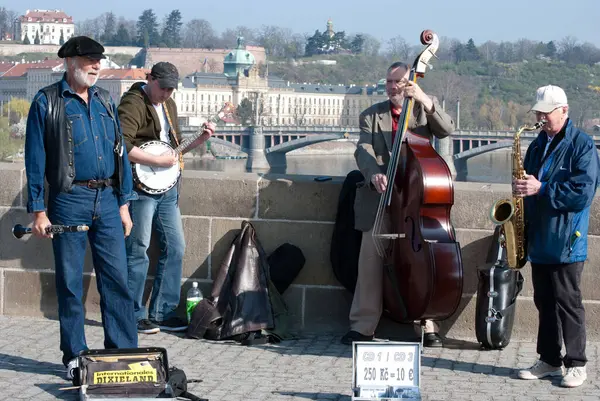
[475,225,524,349]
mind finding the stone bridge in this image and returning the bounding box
[182,125,600,170]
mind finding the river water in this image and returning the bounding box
[186,149,513,184]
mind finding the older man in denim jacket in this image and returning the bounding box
[24,36,138,382]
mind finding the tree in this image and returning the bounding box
[75,16,104,40]
[102,12,116,43]
[0,116,24,160]
[23,35,30,44]
[359,34,381,58]
[136,9,160,47]
[451,41,466,63]
[236,98,254,126]
[304,30,325,56]
[545,41,557,58]
[479,98,504,130]
[182,19,217,48]
[349,34,364,54]
[221,26,256,48]
[33,30,40,45]
[6,98,30,123]
[387,35,411,61]
[59,30,64,45]
[111,22,132,46]
[161,10,182,48]
[257,25,294,58]
[465,38,481,61]
[0,7,17,41]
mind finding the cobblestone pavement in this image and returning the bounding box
[0,316,598,400]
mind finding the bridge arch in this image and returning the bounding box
[266,133,358,154]
[453,139,533,162]
[208,137,246,153]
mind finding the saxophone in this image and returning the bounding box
[489,120,546,269]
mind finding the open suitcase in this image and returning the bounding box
[76,347,206,400]
[475,226,524,350]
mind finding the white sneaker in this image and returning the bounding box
[517,360,564,380]
[66,358,79,382]
[560,366,587,388]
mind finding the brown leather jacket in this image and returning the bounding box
[117,81,181,153]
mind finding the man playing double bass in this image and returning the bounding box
[341,61,456,347]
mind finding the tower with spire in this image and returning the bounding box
[326,18,335,38]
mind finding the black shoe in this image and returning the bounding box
[153,317,188,332]
[423,332,443,348]
[137,319,160,334]
[341,330,373,345]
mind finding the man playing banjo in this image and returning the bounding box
[118,62,215,334]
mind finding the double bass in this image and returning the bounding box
[372,30,463,325]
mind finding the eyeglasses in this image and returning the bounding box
[535,107,561,118]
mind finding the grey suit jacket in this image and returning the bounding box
[353,97,455,232]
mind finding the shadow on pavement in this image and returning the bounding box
[421,355,515,378]
[0,353,64,378]
[0,353,78,399]
[273,391,351,400]
[34,383,78,400]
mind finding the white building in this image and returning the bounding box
[174,38,387,127]
[17,9,74,45]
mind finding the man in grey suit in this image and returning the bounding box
[341,61,456,347]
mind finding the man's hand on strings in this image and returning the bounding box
[400,79,434,112]
[200,121,216,141]
[371,173,388,194]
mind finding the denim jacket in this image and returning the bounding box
[25,77,136,212]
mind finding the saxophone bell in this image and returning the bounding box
[490,199,514,225]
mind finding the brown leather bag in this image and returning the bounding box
[187,221,274,341]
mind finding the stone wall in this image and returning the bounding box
[1,162,599,341]
[0,43,142,56]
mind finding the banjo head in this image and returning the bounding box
[134,141,180,194]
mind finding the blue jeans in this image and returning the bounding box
[126,186,185,323]
[48,185,137,366]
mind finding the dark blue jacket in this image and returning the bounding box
[523,119,600,264]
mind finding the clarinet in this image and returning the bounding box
[12,224,89,239]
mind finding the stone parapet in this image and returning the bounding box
[1,162,599,341]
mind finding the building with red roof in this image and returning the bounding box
[17,9,75,45]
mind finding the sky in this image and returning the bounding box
[15,0,600,47]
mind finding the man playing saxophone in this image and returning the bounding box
[515,85,599,388]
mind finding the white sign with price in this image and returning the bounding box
[352,341,421,400]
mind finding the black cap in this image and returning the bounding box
[150,62,179,88]
[58,36,106,60]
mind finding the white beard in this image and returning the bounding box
[73,66,98,88]
[389,94,404,108]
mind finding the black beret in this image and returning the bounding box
[58,36,106,60]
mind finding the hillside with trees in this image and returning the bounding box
[1,6,599,130]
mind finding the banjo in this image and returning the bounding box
[132,102,235,195]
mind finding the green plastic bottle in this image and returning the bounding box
[186,282,203,323]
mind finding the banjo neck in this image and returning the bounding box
[172,112,223,155]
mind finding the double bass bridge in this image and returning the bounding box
[374,233,406,239]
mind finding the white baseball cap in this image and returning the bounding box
[530,85,568,113]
